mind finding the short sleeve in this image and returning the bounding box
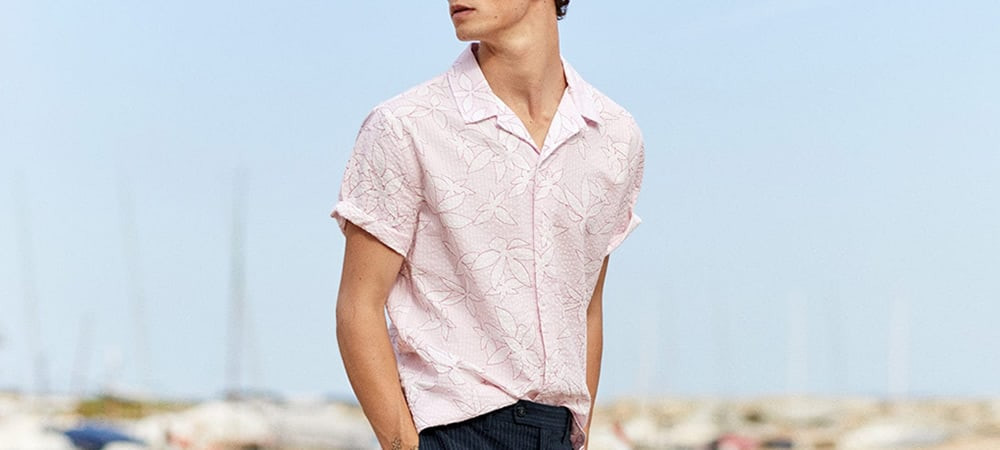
[331,107,424,256]
[605,120,645,256]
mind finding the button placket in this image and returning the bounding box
[533,158,556,388]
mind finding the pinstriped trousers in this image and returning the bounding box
[418,400,574,450]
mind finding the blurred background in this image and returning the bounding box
[1,1,998,449]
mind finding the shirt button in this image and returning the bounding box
[516,405,527,417]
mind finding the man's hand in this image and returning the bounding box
[336,221,420,450]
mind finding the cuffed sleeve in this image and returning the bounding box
[332,107,424,256]
[605,119,645,256]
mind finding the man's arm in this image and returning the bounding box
[584,255,609,445]
[336,221,419,450]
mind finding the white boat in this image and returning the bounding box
[0,414,75,450]
[838,419,951,449]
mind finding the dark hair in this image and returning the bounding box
[555,0,570,20]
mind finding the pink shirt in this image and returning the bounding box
[332,44,644,448]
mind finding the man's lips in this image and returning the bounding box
[451,5,474,17]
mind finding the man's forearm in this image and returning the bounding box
[584,256,609,446]
[585,308,603,436]
[337,303,419,450]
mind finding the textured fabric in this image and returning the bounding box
[331,43,644,449]
[419,401,573,450]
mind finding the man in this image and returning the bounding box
[331,1,644,449]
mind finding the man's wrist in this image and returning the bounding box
[390,436,419,450]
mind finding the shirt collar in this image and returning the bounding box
[447,44,604,126]
[562,59,604,126]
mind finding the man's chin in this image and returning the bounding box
[454,32,478,42]
[452,23,483,42]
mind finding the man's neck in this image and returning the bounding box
[475,21,565,124]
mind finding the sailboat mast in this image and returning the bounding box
[786,292,809,394]
[887,295,909,399]
[71,312,94,396]
[226,168,248,398]
[117,175,152,390]
[12,173,49,395]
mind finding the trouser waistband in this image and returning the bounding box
[419,400,574,450]
[481,400,572,440]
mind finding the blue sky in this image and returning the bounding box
[1,1,998,401]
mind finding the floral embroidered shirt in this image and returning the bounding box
[331,44,644,449]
